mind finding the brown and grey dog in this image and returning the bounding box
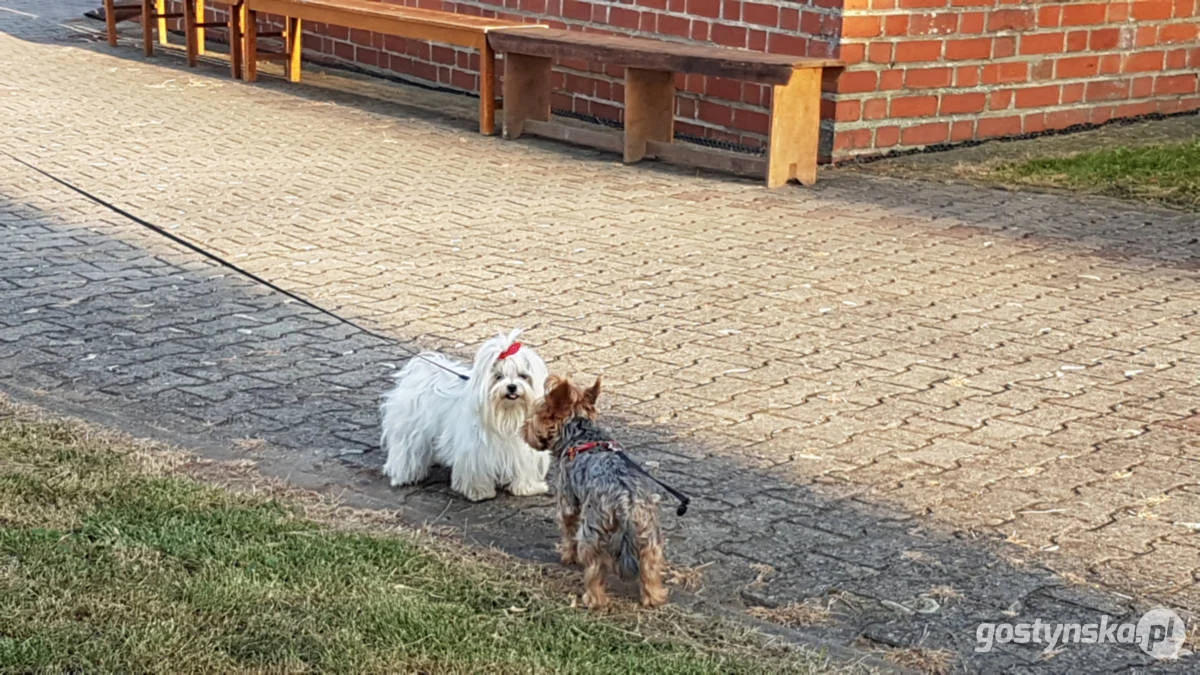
[523,376,668,609]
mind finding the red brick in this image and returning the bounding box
[890,95,939,117]
[905,67,953,88]
[1031,59,1054,80]
[658,14,688,37]
[1115,101,1160,119]
[712,22,748,47]
[1085,79,1130,101]
[1132,0,1173,20]
[1022,113,1047,134]
[901,121,950,145]
[1089,28,1122,50]
[883,14,910,35]
[698,100,734,127]
[898,0,949,8]
[843,15,882,38]
[948,120,973,141]
[721,0,741,20]
[833,128,872,152]
[1037,5,1061,27]
[1126,50,1165,72]
[863,97,889,120]
[1099,53,1123,74]
[875,125,901,148]
[1136,26,1159,47]
[989,8,1035,31]
[1045,108,1090,129]
[940,92,987,114]
[894,40,943,62]
[1190,47,1200,68]
[945,37,991,60]
[955,66,981,87]
[1066,30,1089,51]
[1132,76,1155,98]
[910,11,959,35]
[1166,48,1188,69]
[1161,23,1200,45]
[993,35,1016,58]
[768,32,807,54]
[1056,56,1100,79]
[1020,32,1066,55]
[959,10,985,33]
[1107,1,1130,21]
[1061,82,1085,103]
[1061,2,1108,26]
[748,30,767,51]
[1155,74,1198,95]
[837,70,878,93]
[690,20,711,40]
[610,7,639,29]
[835,99,862,122]
[686,0,720,18]
[562,0,589,20]
[868,41,894,63]
[1090,105,1115,124]
[977,115,1022,137]
[743,2,778,26]
[989,89,1013,110]
[880,69,905,90]
[982,61,1028,84]
[1015,85,1061,108]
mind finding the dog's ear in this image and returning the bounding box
[545,378,574,413]
[544,374,564,392]
[583,377,601,406]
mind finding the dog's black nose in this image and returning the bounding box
[506,383,518,394]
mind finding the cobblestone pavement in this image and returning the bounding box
[3,2,1199,671]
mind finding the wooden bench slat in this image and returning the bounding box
[488,28,839,85]
[247,0,533,43]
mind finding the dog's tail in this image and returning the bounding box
[614,510,640,581]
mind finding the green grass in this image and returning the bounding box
[992,139,1200,211]
[0,400,840,674]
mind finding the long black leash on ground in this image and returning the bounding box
[6,151,693,511]
[3,151,469,382]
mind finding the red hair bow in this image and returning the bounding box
[498,342,522,360]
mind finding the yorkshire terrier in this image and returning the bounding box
[523,376,668,609]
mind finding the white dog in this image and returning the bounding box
[380,329,551,501]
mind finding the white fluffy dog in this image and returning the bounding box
[380,330,551,502]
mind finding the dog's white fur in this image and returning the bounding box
[380,329,551,501]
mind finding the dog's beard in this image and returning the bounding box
[480,380,535,435]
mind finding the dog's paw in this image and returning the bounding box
[460,485,498,502]
[582,590,610,610]
[509,480,549,497]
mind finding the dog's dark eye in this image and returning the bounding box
[494,374,503,382]
[519,373,531,382]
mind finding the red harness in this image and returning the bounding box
[564,440,621,461]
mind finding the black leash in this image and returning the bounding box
[616,451,691,517]
[4,152,470,382]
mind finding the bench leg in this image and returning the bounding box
[244,8,257,81]
[155,0,168,45]
[104,0,119,46]
[767,68,821,188]
[285,16,302,82]
[141,0,154,56]
[183,0,198,66]
[229,1,244,79]
[501,53,551,139]
[623,68,674,164]
[478,40,496,135]
[195,0,206,55]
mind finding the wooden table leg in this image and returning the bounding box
[285,16,302,82]
[155,0,168,45]
[501,52,551,140]
[195,0,206,55]
[104,0,119,46]
[767,67,821,188]
[244,7,258,81]
[623,68,674,163]
[478,39,496,135]
[183,0,198,66]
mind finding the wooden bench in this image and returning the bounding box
[243,0,544,135]
[487,29,841,187]
[103,0,249,79]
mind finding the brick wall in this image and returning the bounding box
[191,0,1199,161]
[835,0,1200,158]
